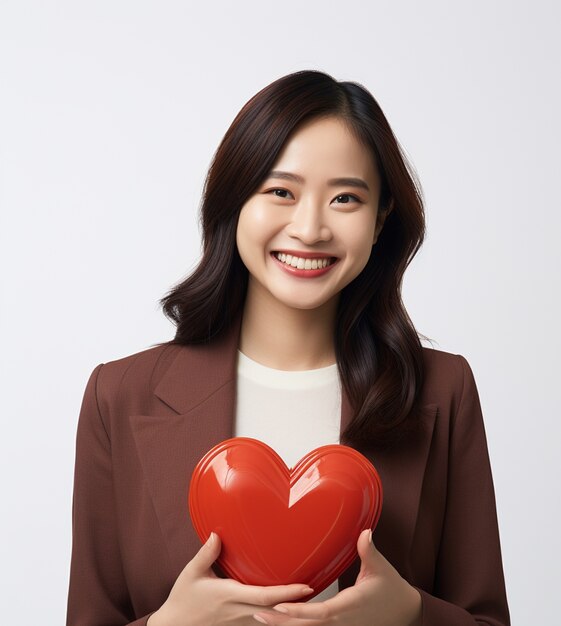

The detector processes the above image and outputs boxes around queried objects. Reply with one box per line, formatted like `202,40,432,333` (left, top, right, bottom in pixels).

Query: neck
239,282,338,371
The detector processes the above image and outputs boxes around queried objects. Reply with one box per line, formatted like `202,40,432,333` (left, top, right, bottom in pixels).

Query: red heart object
188,437,383,598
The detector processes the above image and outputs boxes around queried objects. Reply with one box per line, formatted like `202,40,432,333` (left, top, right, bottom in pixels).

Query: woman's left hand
252,529,422,626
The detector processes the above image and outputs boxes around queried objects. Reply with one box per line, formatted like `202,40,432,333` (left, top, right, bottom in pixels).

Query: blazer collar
130,315,437,584
153,315,242,417
153,314,354,434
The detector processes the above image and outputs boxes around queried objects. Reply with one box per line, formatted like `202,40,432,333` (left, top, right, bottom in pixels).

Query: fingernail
208,532,215,544
368,530,373,544
301,586,314,594
273,605,289,613
253,615,269,624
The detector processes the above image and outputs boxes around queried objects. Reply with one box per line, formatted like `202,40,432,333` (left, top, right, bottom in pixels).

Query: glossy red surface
188,437,383,598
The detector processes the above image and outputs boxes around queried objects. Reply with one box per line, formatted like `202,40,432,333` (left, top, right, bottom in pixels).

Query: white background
1,1,559,623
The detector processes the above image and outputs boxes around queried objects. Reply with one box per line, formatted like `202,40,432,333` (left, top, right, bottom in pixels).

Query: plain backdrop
1,1,559,623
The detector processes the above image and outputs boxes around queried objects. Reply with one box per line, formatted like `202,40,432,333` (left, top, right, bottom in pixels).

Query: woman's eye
334,193,360,204
269,188,293,199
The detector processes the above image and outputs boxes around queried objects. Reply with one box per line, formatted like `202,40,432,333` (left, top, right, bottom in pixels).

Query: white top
234,350,341,467
234,349,342,602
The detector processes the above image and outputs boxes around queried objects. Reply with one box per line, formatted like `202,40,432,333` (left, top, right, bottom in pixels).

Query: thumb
356,529,378,577
188,532,222,576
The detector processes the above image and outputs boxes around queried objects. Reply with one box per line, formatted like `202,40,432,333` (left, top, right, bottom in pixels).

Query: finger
253,608,323,625
253,612,319,625
253,613,298,625
253,591,353,625
270,600,332,620
357,528,383,573
230,581,314,607
357,528,373,556
187,532,221,576
268,584,353,620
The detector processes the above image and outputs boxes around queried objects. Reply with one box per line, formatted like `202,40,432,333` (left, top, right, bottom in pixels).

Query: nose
285,198,332,245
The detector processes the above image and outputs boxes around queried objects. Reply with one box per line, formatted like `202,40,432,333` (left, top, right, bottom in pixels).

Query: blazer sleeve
413,355,511,626
66,364,157,626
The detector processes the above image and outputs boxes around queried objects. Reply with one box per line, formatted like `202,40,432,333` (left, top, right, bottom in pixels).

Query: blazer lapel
338,395,438,587
129,319,242,574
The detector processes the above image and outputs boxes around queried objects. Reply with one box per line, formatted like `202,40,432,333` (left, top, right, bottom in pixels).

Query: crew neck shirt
234,349,342,602
234,349,341,467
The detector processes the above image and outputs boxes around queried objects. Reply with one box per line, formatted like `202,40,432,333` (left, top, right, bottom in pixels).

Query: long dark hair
155,69,433,450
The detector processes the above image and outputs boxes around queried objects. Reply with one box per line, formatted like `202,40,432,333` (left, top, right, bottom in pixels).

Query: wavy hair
155,69,433,450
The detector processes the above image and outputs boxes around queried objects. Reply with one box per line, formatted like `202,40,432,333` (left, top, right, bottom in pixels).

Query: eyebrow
266,170,370,192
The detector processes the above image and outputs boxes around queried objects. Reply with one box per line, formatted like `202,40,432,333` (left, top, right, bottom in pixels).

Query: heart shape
188,437,383,598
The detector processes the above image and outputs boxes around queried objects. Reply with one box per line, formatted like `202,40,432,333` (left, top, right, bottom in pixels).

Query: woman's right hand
147,532,314,626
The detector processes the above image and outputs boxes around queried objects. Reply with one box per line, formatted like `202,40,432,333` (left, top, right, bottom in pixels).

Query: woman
66,70,510,625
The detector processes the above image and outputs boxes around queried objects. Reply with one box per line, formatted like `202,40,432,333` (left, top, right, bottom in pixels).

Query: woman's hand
251,529,422,626
147,532,315,626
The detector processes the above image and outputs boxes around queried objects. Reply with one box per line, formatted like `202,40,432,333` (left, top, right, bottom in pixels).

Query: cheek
340,226,376,283
235,215,252,267
346,226,376,264
236,207,273,270
237,204,278,251
351,241,374,280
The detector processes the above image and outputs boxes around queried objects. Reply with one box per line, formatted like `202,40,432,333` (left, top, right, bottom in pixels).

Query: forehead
270,116,379,183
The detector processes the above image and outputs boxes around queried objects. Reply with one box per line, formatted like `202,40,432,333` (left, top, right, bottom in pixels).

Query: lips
272,251,338,271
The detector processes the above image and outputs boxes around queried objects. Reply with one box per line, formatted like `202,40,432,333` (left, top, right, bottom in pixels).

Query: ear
372,199,394,245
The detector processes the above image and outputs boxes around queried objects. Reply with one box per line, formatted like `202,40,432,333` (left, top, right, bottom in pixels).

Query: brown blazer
66,318,510,625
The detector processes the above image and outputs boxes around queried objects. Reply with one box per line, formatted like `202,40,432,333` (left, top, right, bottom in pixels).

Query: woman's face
236,115,386,314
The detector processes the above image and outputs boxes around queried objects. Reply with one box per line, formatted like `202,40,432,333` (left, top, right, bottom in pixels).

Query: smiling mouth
272,252,338,270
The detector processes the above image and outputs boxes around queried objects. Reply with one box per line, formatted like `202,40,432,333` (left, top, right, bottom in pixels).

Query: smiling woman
235,116,388,351
66,70,511,626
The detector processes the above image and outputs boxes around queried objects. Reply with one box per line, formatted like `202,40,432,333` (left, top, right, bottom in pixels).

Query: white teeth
273,252,334,270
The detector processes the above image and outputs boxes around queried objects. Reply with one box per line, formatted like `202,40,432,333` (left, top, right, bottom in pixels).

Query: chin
273,293,338,312
286,302,330,311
